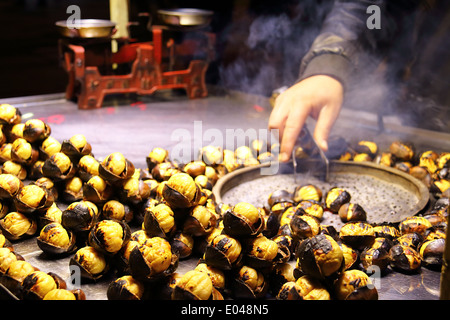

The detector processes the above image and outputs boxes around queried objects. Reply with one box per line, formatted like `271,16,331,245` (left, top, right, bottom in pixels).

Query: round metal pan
213,160,430,229
55,19,116,38
157,8,213,29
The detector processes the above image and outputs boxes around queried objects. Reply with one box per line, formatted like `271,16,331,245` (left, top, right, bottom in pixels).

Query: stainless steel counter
0,89,447,300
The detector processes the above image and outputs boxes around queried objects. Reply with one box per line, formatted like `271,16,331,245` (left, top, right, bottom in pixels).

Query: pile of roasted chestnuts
0,102,448,301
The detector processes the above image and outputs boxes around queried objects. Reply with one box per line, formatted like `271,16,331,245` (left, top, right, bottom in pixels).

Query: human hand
268,75,344,162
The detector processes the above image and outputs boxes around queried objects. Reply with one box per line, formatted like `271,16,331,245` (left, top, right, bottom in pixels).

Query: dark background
0,0,311,99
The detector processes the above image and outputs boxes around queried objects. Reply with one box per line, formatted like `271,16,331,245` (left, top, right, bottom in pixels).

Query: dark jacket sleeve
298,0,388,87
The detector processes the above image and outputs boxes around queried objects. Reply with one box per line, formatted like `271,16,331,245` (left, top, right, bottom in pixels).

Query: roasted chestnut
399,216,433,236
378,152,394,167
0,260,36,298
183,204,217,237
389,244,421,273
373,223,400,240
289,209,321,240
340,243,359,271
394,232,423,250
37,222,76,255
10,138,38,165
334,270,378,300
295,200,324,220
194,262,226,292
162,172,201,208
88,219,131,255
294,234,344,281
171,232,194,259
43,288,86,300
0,211,37,241
338,203,367,222
146,147,169,171
339,221,375,250
270,262,295,295
77,155,100,181
272,234,293,263
0,173,23,199
99,152,135,184
223,202,264,237
8,124,23,141
102,200,133,223
0,247,21,274
325,187,351,213
360,246,390,273
22,119,51,143
143,203,176,238
267,189,293,207
107,275,145,300
232,265,268,299
355,140,378,158
183,160,206,178
0,104,21,125
82,175,113,204
293,184,322,203
14,184,54,214
62,176,84,202
295,275,331,300
389,141,414,161
276,281,302,300
40,203,63,226
245,235,278,269
70,246,108,281
0,143,12,163
21,271,66,300
61,200,99,234
395,161,412,173
42,152,76,180
419,238,445,267
129,236,177,281
2,160,27,180
172,270,215,300
60,134,92,160
33,177,58,202
204,234,242,270
39,137,61,159
120,177,151,205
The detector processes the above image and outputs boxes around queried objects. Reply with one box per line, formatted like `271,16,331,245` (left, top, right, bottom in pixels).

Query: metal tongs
292,126,329,182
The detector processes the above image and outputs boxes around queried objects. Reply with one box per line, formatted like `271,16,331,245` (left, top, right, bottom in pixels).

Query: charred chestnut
194,262,226,292
0,104,21,125
334,270,378,300
289,209,321,240
70,246,108,281
143,203,176,238
21,270,66,300
395,232,423,250
162,172,201,208
389,141,414,161
119,177,151,205
129,236,177,281
171,232,194,259
37,222,76,255
43,288,86,300
360,245,390,273
399,216,433,236
146,147,169,171
373,223,400,240
0,212,37,240
88,219,131,255
2,160,27,180
232,265,268,299
295,234,344,281
0,260,36,298
355,140,378,159
102,200,133,223
0,173,23,199
107,275,145,300
14,184,54,214
183,204,217,237
245,235,279,269
99,152,135,184
11,138,38,165
419,238,445,267
22,119,51,143
389,244,421,273
293,184,322,203
77,155,100,181
61,200,99,234
340,243,359,271
267,189,293,207
276,281,302,300
83,175,113,204
339,221,375,250
338,203,367,222
204,234,242,270
325,187,351,213
270,262,295,295
39,137,61,159
60,134,92,160
172,270,215,300
223,202,264,237
42,152,76,180
296,200,324,221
